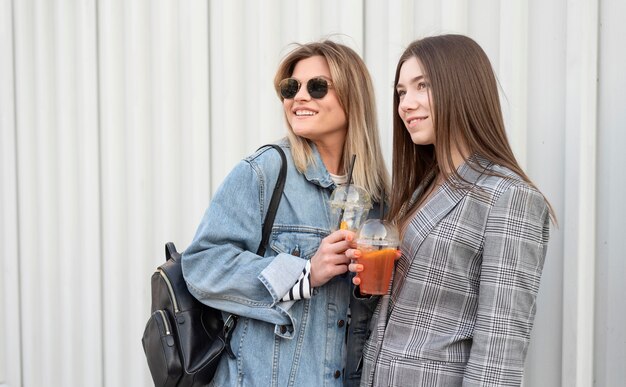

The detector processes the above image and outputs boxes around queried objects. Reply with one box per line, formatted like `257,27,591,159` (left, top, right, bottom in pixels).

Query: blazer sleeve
463,184,551,387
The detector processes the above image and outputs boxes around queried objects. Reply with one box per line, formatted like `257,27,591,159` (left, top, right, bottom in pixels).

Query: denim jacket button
334,370,341,378
337,319,345,328
280,325,287,334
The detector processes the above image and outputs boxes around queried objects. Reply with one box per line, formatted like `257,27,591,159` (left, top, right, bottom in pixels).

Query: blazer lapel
403,157,490,252
368,157,492,367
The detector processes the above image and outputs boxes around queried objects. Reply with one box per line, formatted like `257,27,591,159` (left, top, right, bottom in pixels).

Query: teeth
295,110,316,116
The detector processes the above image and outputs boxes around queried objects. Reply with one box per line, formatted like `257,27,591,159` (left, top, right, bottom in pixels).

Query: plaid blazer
360,157,551,387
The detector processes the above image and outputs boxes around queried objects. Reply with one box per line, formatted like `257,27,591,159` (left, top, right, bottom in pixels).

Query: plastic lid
357,219,400,247
329,184,372,209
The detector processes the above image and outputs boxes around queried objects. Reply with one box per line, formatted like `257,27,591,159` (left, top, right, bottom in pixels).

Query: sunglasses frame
279,77,333,100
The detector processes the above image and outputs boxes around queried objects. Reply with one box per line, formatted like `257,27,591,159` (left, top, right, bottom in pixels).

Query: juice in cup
329,184,372,232
356,219,400,295
357,247,398,295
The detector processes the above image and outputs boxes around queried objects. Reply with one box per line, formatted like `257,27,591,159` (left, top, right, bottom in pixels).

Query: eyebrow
292,75,332,81
396,75,425,89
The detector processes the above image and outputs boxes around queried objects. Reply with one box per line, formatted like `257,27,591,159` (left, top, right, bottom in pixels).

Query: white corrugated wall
1,1,624,386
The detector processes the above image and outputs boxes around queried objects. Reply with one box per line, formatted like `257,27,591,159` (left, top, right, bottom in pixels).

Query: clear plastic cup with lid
329,184,372,232
355,219,400,295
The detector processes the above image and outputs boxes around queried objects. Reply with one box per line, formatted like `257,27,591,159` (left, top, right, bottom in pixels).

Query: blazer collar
403,155,491,249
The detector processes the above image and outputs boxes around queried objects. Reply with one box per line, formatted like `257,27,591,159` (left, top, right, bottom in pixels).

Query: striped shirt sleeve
280,260,313,301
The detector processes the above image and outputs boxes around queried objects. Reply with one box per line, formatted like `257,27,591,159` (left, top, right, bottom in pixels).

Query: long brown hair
388,34,556,225
274,40,389,203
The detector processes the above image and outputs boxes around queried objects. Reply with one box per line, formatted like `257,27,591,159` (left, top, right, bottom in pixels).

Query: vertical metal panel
74,1,103,385
441,0,468,33
562,0,599,386
254,0,285,148
3,1,626,386
99,2,207,385
330,0,364,44
595,0,626,385
151,0,182,264
53,1,103,385
98,0,133,384
208,0,247,189
0,0,21,384
467,0,501,69
11,0,102,386
363,0,394,170
498,0,529,166
172,0,211,256
523,1,567,386
13,0,59,385
413,0,440,36
241,0,279,152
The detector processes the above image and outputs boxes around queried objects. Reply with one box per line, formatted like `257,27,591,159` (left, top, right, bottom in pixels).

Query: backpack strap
256,144,287,256
165,242,180,262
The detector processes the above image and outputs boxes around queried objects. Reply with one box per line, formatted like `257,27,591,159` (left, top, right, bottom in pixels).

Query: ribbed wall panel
1,1,624,386
596,1,626,385
0,0,21,385
177,1,210,249
523,1,567,386
99,0,132,384
563,0,599,386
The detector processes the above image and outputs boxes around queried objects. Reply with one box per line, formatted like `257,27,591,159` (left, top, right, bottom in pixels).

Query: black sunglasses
279,77,333,99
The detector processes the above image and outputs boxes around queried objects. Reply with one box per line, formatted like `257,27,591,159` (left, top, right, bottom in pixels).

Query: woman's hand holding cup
309,229,357,288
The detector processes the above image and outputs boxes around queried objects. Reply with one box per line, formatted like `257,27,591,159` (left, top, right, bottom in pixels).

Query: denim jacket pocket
270,227,324,259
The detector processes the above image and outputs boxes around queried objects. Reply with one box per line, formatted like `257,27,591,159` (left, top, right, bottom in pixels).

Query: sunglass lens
280,78,300,99
307,78,329,99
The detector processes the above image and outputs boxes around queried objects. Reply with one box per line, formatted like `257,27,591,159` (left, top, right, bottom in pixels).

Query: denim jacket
182,140,378,387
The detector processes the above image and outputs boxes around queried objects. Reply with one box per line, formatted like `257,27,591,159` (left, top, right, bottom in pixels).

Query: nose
399,92,417,113
294,83,311,101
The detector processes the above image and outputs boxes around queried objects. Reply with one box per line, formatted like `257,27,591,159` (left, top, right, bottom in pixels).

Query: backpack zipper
157,310,171,335
157,269,180,314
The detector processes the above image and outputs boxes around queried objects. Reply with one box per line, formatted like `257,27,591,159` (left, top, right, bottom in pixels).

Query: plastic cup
329,184,372,232
356,219,400,295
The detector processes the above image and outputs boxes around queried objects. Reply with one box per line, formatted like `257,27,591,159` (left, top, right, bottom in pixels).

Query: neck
314,140,344,175
441,143,470,174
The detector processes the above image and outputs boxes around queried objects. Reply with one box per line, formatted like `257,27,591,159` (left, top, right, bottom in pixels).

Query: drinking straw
379,187,385,220
377,187,385,249
336,154,357,230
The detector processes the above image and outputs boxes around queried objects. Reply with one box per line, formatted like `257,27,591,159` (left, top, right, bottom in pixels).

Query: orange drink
356,247,398,295
355,218,400,295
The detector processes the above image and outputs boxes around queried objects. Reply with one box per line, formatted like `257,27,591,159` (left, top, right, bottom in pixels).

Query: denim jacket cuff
258,253,307,304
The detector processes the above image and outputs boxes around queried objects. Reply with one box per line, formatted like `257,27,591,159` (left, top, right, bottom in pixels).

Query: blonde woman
183,40,389,386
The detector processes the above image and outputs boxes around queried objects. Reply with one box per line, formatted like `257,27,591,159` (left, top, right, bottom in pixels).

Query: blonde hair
274,40,390,202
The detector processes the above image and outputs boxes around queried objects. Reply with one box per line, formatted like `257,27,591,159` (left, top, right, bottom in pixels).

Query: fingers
310,255,349,287
352,276,361,286
347,262,363,273
308,230,362,288
317,234,356,259
345,248,361,260
325,229,357,245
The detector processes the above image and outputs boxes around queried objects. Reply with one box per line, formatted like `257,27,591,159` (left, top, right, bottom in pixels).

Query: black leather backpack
142,144,286,386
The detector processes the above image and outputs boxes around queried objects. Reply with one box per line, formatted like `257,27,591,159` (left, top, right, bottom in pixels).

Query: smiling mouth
295,110,317,116
408,117,427,125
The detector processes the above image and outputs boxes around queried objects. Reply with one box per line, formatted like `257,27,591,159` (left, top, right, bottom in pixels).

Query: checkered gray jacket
360,157,551,387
